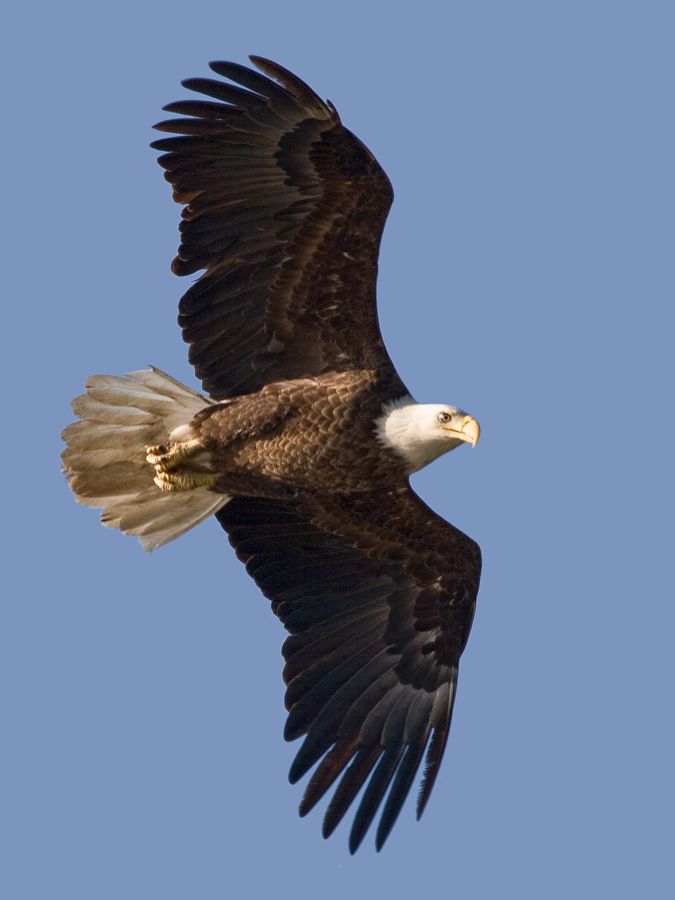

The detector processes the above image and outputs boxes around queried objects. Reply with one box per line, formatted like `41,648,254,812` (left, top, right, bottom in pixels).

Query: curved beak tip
461,416,481,448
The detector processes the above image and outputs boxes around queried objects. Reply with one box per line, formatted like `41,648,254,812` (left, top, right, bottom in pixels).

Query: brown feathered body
190,370,406,497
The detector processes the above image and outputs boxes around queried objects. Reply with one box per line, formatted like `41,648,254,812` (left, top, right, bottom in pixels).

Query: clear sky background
3,1,673,897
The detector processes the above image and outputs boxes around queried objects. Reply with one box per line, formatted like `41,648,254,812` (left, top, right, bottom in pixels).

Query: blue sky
3,1,673,897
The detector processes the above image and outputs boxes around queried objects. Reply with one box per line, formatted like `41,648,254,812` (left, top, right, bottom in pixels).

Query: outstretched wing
217,488,481,852
153,57,403,401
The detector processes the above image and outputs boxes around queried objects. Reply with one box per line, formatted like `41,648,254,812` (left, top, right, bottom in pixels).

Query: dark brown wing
217,488,481,852
153,57,403,401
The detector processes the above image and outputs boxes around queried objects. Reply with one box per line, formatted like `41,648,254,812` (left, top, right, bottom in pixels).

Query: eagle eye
438,411,452,424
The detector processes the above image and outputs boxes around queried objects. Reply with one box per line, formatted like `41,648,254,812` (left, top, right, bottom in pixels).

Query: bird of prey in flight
62,56,482,852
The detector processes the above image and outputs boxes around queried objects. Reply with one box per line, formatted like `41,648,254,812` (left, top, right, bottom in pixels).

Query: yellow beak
447,415,481,447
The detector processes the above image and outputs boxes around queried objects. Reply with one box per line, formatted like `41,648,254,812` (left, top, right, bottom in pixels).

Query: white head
376,397,481,474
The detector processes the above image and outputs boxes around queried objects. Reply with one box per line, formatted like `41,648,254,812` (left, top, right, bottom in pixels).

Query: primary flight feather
62,56,482,853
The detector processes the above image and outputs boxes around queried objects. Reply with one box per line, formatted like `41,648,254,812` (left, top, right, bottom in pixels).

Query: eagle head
376,398,480,474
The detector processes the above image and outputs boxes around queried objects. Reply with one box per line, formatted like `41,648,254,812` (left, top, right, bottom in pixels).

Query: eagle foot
153,470,215,492
146,439,203,470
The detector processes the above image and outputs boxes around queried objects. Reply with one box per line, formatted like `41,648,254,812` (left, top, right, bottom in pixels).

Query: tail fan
62,367,229,551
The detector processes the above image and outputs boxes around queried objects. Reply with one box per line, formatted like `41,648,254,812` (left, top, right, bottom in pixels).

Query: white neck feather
375,396,459,473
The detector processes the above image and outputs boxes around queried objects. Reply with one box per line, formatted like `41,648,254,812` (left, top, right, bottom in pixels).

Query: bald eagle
62,57,482,853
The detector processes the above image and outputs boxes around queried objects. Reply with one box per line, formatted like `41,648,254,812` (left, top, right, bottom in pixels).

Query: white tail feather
62,367,229,551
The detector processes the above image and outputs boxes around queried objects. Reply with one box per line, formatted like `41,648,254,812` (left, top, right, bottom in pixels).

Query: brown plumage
61,56,483,853
153,56,403,401
219,490,479,853
194,372,408,498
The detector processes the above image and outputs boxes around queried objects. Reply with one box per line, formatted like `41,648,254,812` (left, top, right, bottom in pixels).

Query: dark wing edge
216,488,481,852
153,57,401,401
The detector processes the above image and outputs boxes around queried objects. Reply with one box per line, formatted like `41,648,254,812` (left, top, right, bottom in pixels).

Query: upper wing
153,57,402,401
217,488,481,852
